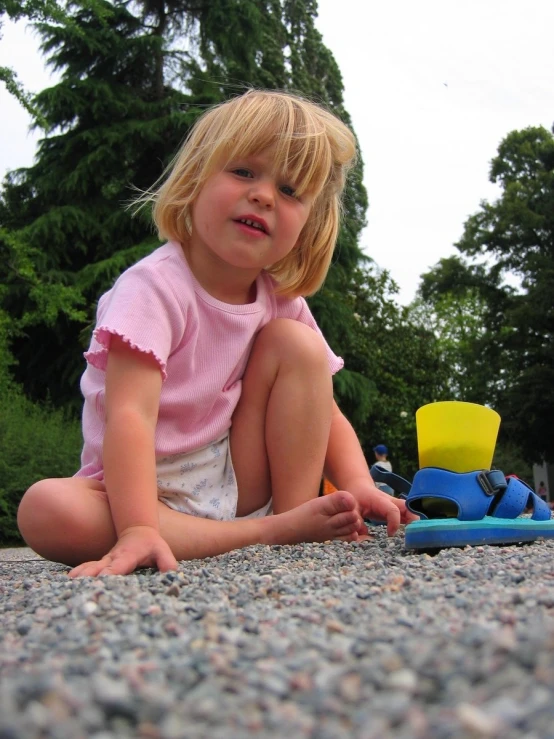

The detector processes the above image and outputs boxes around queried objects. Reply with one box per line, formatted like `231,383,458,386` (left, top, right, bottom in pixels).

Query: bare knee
17,478,112,565
18,480,69,555
18,480,59,538
252,319,329,373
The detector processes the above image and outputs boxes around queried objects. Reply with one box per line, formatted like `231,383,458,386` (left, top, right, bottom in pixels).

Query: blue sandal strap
406,468,552,522
407,468,496,520
494,477,551,521
529,492,551,521
370,464,412,496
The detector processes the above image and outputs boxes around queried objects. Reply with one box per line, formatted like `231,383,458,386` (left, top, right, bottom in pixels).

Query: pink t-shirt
77,242,343,479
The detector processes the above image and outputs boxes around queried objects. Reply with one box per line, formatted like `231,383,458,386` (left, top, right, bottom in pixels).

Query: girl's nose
248,181,275,209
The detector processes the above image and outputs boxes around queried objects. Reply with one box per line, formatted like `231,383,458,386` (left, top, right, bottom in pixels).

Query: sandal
403,468,554,549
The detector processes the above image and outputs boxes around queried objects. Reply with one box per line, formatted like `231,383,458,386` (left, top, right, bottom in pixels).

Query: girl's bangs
211,97,333,197
275,131,332,197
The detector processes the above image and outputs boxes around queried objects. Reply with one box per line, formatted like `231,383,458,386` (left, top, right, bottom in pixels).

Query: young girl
18,90,416,577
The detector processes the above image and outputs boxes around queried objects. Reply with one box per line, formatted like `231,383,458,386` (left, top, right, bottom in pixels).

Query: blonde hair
145,90,357,297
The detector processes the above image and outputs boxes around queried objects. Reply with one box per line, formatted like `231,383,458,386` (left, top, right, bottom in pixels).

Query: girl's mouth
235,217,269,235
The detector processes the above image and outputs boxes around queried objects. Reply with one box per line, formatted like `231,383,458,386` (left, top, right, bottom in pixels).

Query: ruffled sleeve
84,264,186,381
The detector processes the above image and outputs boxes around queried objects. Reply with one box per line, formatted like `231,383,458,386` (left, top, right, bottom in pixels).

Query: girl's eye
280,185,297,198
232,168,253,178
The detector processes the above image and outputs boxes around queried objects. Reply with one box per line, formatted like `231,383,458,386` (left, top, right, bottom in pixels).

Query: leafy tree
418,126,554,463
415,255,515,404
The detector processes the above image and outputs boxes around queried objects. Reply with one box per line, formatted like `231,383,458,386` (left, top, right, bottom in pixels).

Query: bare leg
231,319,333,516
17,478,363,568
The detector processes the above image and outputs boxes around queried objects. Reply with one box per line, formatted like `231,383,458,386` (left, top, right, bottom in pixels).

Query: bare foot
262,491,363,545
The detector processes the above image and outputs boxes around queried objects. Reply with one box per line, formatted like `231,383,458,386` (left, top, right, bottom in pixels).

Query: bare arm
69,336,177,577
324,400,417,535
324,401,373,491
103,337,163,535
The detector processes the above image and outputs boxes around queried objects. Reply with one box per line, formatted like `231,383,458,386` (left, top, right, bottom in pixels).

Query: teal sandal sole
405,516,554,549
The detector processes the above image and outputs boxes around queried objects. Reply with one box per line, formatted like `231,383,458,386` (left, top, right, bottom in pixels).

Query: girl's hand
68,525,178,578
349,480,419,537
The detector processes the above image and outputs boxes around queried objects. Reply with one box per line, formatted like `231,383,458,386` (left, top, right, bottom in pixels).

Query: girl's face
188,149,314,277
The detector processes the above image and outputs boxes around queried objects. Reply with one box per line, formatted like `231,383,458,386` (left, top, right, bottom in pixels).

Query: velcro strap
477,469,507,496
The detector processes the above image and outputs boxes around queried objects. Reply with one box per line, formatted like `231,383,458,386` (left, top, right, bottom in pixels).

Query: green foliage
414,260,510,404
0,226,82,545
0,386,82,545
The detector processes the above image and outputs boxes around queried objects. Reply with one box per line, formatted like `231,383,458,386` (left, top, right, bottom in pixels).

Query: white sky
1,0,553,304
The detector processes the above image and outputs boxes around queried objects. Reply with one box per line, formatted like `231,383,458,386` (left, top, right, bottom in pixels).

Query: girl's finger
386,505,401,537
98,551,139,576
156,551,178,572
69,560,106,578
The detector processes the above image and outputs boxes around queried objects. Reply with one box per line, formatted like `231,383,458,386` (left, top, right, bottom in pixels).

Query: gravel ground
1,531,554,739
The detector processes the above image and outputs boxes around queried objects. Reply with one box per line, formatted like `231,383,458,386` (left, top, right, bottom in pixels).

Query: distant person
373,444,394,495
17,90,417,578
373,444,392,473
537,481,548,501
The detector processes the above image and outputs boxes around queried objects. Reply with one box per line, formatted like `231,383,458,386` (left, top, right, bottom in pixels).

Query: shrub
0,388,82,546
